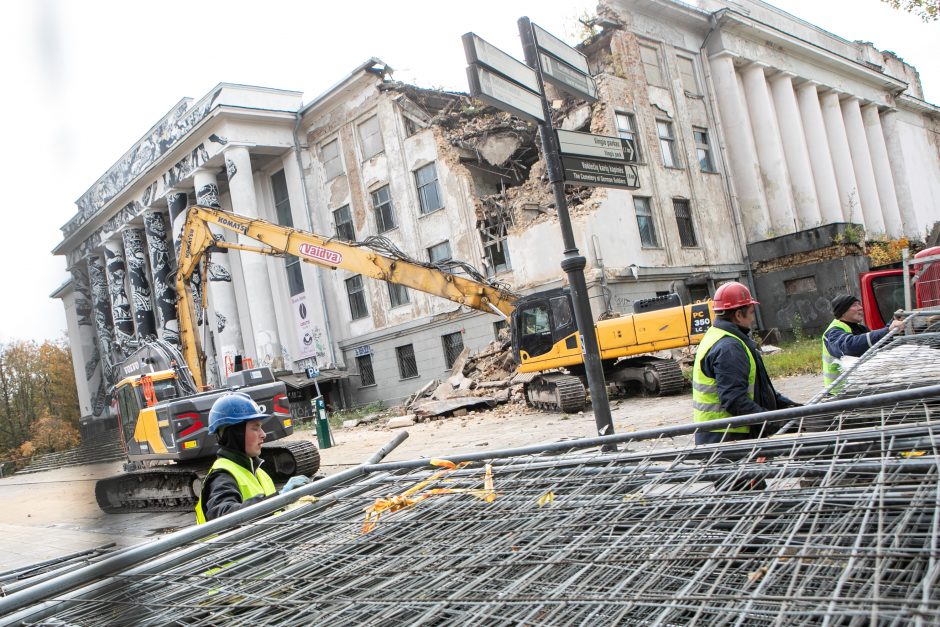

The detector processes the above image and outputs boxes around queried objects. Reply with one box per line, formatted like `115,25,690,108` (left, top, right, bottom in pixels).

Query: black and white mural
167,191,204,327
103,240,135,355
71,266,103,418
122,228,157,341
87,255,117,415
143,211,179,345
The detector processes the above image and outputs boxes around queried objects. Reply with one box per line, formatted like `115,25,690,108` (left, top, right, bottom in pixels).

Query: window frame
427,241,453,267
615,111,642,162
321,138,344,181
633,196,660,248
358,115,384,161
370,185,397,233
693,127,716,173
415,162,443,215
639,44,664,86
333,204,356,242
395,344,420,380
387,282,410,308
356,353,376,387
345,275,369,320
441,331,465,370
676,56,700,95
673,198,699,248
656,119,680,169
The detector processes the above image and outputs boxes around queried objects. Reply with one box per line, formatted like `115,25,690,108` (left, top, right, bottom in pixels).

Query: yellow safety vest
821,319,852,391
195,457,276,524
692,326,755,434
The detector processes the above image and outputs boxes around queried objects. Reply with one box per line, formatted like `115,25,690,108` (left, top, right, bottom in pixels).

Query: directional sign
561,156,640,189
466,64,545,123
539,52,597,102
556,129,638,163
463,33,540,94
532,23,590,75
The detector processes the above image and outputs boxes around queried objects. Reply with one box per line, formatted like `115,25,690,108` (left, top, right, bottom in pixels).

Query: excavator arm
176,205,519,388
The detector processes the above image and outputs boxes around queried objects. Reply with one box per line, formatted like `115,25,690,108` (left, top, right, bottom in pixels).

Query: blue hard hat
208,392,269,434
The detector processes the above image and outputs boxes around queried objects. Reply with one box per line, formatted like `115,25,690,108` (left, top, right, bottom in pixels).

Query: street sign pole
518,17,616,448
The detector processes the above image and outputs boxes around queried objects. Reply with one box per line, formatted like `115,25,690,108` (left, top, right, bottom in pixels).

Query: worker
822,294,905,390
195,392,309,524
692,281,799,445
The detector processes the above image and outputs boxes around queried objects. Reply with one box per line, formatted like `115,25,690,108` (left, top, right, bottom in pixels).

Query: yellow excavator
177,205,714,414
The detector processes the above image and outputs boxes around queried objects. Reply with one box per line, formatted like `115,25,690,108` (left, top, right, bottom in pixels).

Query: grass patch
762,337,820,378
327,402,386,429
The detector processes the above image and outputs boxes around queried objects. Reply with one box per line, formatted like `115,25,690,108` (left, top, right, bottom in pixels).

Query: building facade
53,1,939,427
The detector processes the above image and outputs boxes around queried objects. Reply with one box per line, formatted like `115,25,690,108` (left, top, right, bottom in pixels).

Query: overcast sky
0,0,936,344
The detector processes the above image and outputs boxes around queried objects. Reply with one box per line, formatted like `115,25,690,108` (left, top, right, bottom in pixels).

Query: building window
357,354,375,387
271,170,304,296
403,115,421,137
639,45,664,86
321,139,343,181
677,56,699,94
484,238,511,276
358,115,384,161
493,320,509,340
633,197,660,248
396,344,419,379
371,185,396,233
333,205,355,242
657,120,679,168
693,127,715,173
388,282,409,308
673,199,698,247
615,112,641,161
345,275,368,320
442,331,465,370
415,162,443,214
428,241,452,270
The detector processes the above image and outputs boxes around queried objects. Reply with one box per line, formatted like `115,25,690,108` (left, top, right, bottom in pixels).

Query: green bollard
314,397,333,449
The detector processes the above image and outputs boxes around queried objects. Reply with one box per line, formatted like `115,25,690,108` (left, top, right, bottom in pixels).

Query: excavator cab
511,288,579,368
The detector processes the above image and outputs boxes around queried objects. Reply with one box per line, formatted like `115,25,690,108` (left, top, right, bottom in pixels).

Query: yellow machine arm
175,205,519,388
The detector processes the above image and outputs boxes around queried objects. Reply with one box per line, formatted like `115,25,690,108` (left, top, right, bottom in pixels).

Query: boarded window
415,162,442,214
657,120,679,168
272,170,304,296
693,127,715,173
633,197,659,248
322,139,343,180
442,331,465,370
388,282,409,308
345,275,368,320
673,199,698,247
371,185,396,233
396,344,419,379
677,56,699,94
356,354,375,387
333,205,355,242
639,45,664,86
358,115,384,160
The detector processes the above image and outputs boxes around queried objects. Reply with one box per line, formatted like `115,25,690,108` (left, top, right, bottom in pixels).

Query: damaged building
52,0,940,423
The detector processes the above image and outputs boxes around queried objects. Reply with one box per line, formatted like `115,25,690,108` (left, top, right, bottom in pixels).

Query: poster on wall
291,293,319,360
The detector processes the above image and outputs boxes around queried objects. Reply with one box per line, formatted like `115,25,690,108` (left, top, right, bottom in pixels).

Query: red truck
861,246,940,328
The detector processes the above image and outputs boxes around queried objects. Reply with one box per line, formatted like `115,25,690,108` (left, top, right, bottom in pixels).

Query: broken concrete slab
411,396,499,419
342,419,360,429
387,415,416,429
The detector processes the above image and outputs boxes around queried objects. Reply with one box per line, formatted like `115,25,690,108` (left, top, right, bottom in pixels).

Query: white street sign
532,23,590,75
539,53,597,102
556,129,638,162
467,65,545,123
463,33,540,94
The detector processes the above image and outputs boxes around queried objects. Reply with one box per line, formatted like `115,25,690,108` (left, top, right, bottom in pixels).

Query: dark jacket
199,446,270,522
700,318,796,417
823,320,890,359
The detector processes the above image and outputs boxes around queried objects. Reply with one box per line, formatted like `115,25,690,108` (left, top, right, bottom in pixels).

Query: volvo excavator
172,205,715,416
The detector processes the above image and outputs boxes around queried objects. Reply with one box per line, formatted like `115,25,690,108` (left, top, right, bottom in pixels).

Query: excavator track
642,359,685,396
524,374,586,414
95,466,201,514
259,440,321,480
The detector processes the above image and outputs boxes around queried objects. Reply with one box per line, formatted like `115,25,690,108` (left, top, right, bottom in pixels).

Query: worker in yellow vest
195,392,309,524
822,294,904,391
692,282,799,445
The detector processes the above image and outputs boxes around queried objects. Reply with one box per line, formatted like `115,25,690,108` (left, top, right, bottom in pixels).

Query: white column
741,63,797,236
880,110,918,236
142,210,179,345
841,97,885,234
861,105,903,238
819,91,863,225
708,54,770,242
769,73,821,230
193,167,245,384
224,144,284,369
796,82,842,224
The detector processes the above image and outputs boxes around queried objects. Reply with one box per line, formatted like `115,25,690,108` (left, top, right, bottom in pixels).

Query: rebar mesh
17,411,940,625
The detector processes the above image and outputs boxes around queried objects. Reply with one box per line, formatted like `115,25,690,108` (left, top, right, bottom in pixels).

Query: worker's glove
279,475,310,495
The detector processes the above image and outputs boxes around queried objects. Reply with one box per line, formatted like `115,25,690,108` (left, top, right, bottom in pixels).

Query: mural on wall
65,88,224,237
71,266,103,417
103,241,135,355
122,228,157,341
143,210,180,345
167,191,204,328
87,255,117,415
163,144,211,191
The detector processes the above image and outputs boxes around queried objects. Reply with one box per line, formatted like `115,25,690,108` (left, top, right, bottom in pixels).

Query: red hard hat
712,281,759,312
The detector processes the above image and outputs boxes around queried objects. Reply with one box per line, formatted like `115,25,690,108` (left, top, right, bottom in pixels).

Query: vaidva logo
299,243,342,265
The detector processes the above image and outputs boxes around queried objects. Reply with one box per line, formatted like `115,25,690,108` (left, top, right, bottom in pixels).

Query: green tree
882,0,940,21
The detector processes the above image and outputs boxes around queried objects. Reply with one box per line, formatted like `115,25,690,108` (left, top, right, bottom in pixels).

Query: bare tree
882,0,940,21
